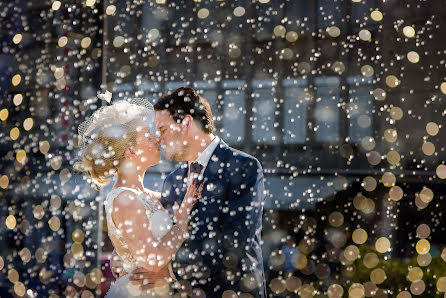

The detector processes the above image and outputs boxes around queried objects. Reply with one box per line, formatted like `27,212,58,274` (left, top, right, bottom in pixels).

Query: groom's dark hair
154,86,215,134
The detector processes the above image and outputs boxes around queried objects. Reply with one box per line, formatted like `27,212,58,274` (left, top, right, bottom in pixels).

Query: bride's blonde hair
76,98,155,186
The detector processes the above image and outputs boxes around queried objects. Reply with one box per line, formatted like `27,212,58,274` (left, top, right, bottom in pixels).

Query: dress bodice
104,187,173,273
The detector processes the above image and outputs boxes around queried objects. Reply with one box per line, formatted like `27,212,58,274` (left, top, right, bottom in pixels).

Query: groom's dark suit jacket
160,139,267,297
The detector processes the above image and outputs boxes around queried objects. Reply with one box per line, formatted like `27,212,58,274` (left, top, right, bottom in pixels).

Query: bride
77,98,202,297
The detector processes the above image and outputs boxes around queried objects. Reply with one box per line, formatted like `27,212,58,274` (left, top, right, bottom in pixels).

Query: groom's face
155,110,188,161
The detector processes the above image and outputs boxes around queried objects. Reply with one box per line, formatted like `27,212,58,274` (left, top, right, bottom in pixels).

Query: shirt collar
189,135,220,170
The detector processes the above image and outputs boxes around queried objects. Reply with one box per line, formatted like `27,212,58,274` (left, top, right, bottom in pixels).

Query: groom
115,87,267,296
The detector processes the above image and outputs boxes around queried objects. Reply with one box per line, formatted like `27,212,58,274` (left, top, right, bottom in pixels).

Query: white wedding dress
104,187,173,297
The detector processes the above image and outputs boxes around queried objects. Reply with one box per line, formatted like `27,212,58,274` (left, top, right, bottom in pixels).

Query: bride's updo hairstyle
76,98,156,186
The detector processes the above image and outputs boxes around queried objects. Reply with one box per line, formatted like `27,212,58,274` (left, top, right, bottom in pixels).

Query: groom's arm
215,156,266,291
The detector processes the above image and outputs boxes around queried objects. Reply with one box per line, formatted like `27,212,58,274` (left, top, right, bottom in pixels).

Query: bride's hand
174,181,204,228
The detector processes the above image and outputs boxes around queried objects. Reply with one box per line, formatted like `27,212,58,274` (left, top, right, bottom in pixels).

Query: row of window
113,76,373,145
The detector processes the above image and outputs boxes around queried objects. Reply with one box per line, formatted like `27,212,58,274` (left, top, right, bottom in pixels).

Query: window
347,76,373,143
283,78,308,144
221,80,245,144
314,77,340,143
252,79,277,144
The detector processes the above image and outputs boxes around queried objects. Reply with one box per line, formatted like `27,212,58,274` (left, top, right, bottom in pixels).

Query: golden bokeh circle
359,29,371,41
419,187,434,203
19,248,31,263
327,26,341,38
328,211,344,227
417,253,432,267
197,8,210,19
382,172,396,187
389,106,403,120
0,175,9,189
370,268,386,284
372,88,386,101
233,6,246,17
416,239,430,255
0,108,8,121
344,245,360,261
39,141,50,154
426,122,439,136
273,25,286,37
348,283,365,298
106,5,116,15
23,118,34,131
16,149,27,164
410,280,425,295
437,277,446,292
81,37,92,48
366,151,381,166
10,127,20,141
352,228,368,244
361,65,374,77
416,224,430,239
408,266,423,282
396,291,412,298
370,10,383,22
13,94,23,105
361,136,376,151
327,283,344,297
58,36,68,47
407,51,420,63
33,205,44,220
14,282,26,296
385,75,400,88
389,186,404,201
363,252,379,269
8,268,19,283
285,276,301,292
362,176,377,192
269,278,286,295
384,128,398,143
436,165,446,179
422,142,435,156
6,214,17,230
72,229,85,243
403,26,416,38
52,1,61,10
375,237,391,253
286,31,298,42
441,82,446,95
12,74,21,86
386,150,401,165
49,216,61,231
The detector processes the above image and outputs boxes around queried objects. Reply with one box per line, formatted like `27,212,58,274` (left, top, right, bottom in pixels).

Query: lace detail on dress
104,187,172,273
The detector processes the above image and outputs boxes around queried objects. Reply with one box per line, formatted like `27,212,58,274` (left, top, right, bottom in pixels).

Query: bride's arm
111,185,198,272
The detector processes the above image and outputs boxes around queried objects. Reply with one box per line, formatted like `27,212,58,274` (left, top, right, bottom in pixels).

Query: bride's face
132,126,161,168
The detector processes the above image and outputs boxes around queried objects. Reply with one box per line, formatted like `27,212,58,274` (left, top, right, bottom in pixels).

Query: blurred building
0,0,445,296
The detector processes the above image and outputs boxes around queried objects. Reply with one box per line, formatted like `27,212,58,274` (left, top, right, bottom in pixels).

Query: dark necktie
189,162,203,184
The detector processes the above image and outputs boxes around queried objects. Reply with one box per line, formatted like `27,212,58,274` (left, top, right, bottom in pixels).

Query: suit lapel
200,140,228,198
189,140,228,224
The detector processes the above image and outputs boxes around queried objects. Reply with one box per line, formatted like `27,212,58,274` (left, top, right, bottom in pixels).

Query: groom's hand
129,267,172,290
110,250,124,279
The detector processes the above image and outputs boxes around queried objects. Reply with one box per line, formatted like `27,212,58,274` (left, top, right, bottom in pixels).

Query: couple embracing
78,87,267,297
